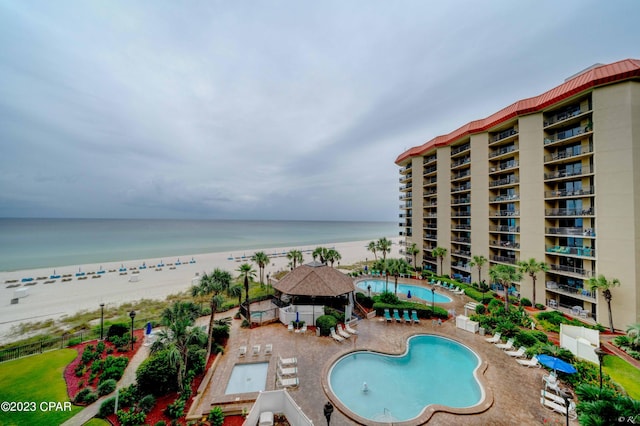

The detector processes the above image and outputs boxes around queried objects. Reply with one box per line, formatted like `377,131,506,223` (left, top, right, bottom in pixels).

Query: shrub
98,378,117,396
378,291,399,305
324,306,345,323
107,323,129,338
487,299,502,312
96,341,106,353
74,388,98,404
534,303,545,310
211,324,230,341
117,408,146,426
74,363,86,377
614,335,631,348
67,337,82,347
154,422,167,426
355,292,374,309
138,394,156,413
209,406,225,426
187,347,207,375
100,355,129,383
118,384,139,407
91,359,104,374
165,397,186,419
520,298,532,307
514,330,548,347
316,315,337,336
137,350,179,396
81,345,97,364
475,305,486,315
97,397,116,418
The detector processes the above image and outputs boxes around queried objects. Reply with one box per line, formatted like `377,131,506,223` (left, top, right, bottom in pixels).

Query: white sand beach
0,238,400,343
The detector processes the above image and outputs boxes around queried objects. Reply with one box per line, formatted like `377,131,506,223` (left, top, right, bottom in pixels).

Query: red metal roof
395,58,640,164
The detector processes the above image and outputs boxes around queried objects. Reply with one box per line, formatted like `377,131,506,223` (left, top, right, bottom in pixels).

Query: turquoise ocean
0,219,396,272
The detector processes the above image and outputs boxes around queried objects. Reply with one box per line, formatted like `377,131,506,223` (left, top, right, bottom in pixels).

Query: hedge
372,302,448,319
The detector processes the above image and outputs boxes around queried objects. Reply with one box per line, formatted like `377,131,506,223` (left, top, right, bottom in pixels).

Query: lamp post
100,303,105,340
559,390,572,426
594,346,606,393
323,401,333,426
267,273,271,294
129,310,136,351
431,288,435,314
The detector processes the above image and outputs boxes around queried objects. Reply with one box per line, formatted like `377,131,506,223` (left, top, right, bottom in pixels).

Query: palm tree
469,255,488,285
626,323,640,349
387,258,410,296
376,237,392,262
151,301,206,392
286,249,304,269
237,263,257,324
407,243,420,271
373,259,390,291
489,264,522,311
325,248,342,267
228,283,243,306
432,247,447,276
588,274,621,332
517,258,548,307
190,273,224,359
312,247,329,264
367,241,378,261
212,268,232,294
251,251,269,285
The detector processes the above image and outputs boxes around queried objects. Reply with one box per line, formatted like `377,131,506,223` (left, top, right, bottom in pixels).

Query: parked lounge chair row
383,309,420,324
330,323,358,342
238,343,273,357
276,355,299,388
485,332,541,368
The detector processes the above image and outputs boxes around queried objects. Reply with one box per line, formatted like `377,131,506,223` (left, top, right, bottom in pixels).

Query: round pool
357,280,452,303
328,335,483,422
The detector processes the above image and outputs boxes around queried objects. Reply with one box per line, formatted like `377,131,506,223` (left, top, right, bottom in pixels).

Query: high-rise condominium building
395,58,640,329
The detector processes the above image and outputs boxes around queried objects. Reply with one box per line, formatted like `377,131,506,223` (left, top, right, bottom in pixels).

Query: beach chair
337,325,351,339
276,371,299,388
495,338,514,350
299,323,307,334
402,310,411,323
278,363,298,377
252,344,261,356
540,395,576,419
278,355,297,367
330,327,344,342
287,323,294,332
505,346,527,358
411,310,420,324
345,323,358,334
454,287,465,295
485,332,501,343
393,309,402,323
384,309,392,323
238,346,247,357
516,355,540,368
264,344,273,356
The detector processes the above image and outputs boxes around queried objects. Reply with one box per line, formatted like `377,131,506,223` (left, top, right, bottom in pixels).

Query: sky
0,1,638,222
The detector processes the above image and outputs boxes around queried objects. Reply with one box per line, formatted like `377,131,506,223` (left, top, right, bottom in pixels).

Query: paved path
61,344,150,426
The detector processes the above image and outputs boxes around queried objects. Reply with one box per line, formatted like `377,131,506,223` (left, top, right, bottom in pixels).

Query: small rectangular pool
224,362,269,395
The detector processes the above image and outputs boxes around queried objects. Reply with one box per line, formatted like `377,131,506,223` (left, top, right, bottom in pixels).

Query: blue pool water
328,335,482,422
224,362,269,395
357,280,452,303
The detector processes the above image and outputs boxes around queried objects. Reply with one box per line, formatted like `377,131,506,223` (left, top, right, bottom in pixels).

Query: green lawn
603,355,640,400
0,349,83,426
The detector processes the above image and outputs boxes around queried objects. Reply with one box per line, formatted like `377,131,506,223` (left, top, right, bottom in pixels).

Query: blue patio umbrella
145,322,152,336
296,311,299,323
407,290,412,299
537,354,577,374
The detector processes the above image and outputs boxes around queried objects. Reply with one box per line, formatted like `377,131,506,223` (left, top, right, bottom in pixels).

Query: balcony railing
489,194,519,202
549,264,594,278
544,125,590,145
492,210,519,217
544,186,594,198
490,240,520,249
424,165,437,175
401,164,412,172
452,249,471,257
399,213,412,218
451,157,471,168
424,155,437,165
546,281,595,300
453,237,471,244
546,246,595,257
451,143,470,156
424,176,438,185
424,189,437,196
490,225,520,233
451,263,471,272
424,223,438,229
489,175,518,187
544,165,592,180
452,210,471,217
490,128,518,143
399,174,412,182
543,106,585,127
491,255,516,264
544,145,593,163
452,170,471,180
452,183,471,193
452,197,470,205
399,193,412,200
489,144,518,159
452,224,471,230
489,161,519,173
546,227,595,237
545,207,594,216
400,183,412,191
424,233,437,240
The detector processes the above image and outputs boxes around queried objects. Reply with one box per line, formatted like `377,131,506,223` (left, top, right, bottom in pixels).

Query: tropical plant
407,243,420,269
251,251,269,285
376,237,392,262
237,263,257,324
575,383,640,425
626,323,640,349
286,249,304,269
431,247,447,276
372,258,390,291
387,258,410,296
367,241,378,261
489,264,522,311
312,247,329,264
228,284,243,306
588,274,621,332
469,255,488,284
191,269,228,359
325,248,342,267
517,258,548,306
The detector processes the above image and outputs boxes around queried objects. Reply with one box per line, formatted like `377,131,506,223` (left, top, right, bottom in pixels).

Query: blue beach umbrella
146,322,152,335
537,354,577,374
407,290,412,299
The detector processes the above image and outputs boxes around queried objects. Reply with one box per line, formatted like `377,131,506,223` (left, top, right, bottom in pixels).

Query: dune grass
602,355,640,400
0,349,82,426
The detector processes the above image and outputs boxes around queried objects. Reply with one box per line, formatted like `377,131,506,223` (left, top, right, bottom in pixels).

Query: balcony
424,222,438,230
401,164,413,172
546,227,595,237
452,209,470,217
399,213,412,218
489,193,519,203
399,193,412,200
545,281,595,300
424,155,437,165
544,125,591,145
399,174,412,182
489,144,518,159
490,128,518,144
451,262,471,272
546,246,595,257
489,175,519,188
545,207,594,217
452,197,470,205
424,188,437,196
424,233,437,241
491,255,516,264
452,249,471,257
544,165,593,181
452,169,471,181
400,183,412,191
489,161,519,174
490,225,520,233
452,182,471,193
453,236,471,244
424,176,438,186
424,165,437,176
452,224,471,230
543,106,588,127
490,240,520,249
548,264,594,278
399,230,412,236
492,210,519,217
451,157,471,169
451,143,470,156
544,146,593,163
544,186,594,198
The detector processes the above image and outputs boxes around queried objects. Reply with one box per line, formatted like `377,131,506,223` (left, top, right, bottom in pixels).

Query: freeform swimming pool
328,335,483,422
224,362,269,395
357,280,452,303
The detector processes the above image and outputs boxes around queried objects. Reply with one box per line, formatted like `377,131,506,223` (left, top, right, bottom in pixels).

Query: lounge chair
296,323,307,334
337,325,351,339
403,310,411,323
505,346,527,358
264,344,272,356
252,344,261,356
278,355,297,366
540,396,576,419
287,323,294,332
238,346,247,357
411,310,420,324
393,309,402,323
330,327,344,342
485,332,501,343
454,287,465,295
384,309,392,323
276,372,299,388
278,363,298,376
543,373,561,393
495,338,514,350
541,389,569,406
516,355,540,368
345,323,358,334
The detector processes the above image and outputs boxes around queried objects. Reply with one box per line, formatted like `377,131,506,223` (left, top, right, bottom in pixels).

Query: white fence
243,390,314,426
279,305,325,326
560,323,600,364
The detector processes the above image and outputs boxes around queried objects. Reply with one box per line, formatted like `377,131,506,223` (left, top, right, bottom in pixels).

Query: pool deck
194,280,578,425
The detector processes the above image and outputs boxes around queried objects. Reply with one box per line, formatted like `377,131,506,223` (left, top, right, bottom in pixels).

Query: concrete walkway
61,344,150,426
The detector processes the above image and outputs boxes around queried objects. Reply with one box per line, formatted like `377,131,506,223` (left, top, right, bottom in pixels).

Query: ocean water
0,218,396,272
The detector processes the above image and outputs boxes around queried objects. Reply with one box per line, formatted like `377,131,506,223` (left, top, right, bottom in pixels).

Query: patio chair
516,355,540,368
337,325,351,339
393,309,402,323
252,344,261,356
330,327,344,342
411,310,420,324
485,332,501,343
264,344,272,356
278,355,297,367
276,372,299,388
403,310,411,323
345,323,358,334
454,287,465,295
299,323,308,334
541,389,569,406
495,338,514,350
505,346,527,358
384,309,392,323
278,363,298,377
238,346,247,357
540,396,576,419
287,323,294,332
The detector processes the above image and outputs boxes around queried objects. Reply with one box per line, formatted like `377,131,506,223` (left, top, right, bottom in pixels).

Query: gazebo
273,261,356,327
